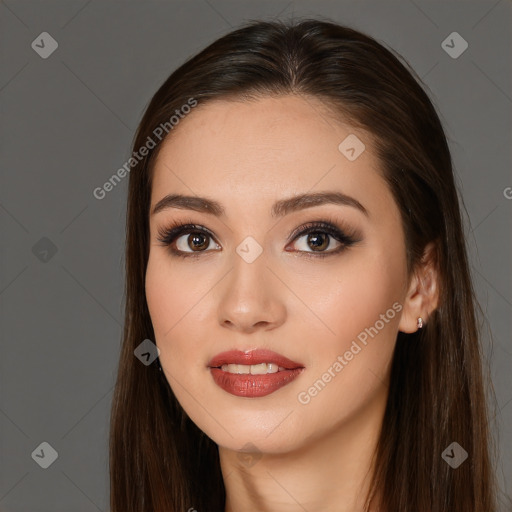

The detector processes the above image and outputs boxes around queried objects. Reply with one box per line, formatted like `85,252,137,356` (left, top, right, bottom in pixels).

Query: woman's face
145,94,411,453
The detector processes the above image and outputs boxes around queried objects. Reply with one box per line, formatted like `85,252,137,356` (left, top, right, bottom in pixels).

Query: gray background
0,1,510,510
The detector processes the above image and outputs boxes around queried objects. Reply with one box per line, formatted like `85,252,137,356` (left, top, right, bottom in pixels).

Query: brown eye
305,233,330,252
185,233,210,251
287,220,360,257
292,231,341,254
156,222,221,258
174,230,219,254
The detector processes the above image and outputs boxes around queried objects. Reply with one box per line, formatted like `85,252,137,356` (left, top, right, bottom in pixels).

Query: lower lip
209,367,304,397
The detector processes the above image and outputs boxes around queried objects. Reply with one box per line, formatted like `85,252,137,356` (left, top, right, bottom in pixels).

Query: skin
145,94,439,512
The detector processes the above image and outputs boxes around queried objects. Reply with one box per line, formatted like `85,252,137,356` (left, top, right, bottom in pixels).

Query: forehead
150,95,391,219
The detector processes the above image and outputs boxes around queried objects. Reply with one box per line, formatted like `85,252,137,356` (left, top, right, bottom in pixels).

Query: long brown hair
109,18,499,511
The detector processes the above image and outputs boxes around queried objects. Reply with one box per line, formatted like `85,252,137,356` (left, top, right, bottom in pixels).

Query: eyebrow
150,191,369,218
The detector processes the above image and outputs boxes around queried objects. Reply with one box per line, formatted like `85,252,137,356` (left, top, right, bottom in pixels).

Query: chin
188,403,309,454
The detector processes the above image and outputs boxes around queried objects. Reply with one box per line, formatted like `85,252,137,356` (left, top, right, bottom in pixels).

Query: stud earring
417,317,423,329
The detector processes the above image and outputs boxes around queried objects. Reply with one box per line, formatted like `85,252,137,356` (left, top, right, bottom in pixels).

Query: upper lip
208,349,304,370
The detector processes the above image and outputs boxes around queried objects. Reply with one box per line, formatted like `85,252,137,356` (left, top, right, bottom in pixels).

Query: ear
398,241,440,333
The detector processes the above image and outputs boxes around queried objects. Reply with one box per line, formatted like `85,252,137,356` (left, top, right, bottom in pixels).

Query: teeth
220,363,284,374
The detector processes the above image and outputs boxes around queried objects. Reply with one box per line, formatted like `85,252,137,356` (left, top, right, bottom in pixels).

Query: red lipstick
208,349,304,398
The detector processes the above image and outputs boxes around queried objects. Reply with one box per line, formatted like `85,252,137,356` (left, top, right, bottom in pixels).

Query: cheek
303,249,405,354
144,254,213,367
292,258,403,424
145,253,201,332
145,256,174,334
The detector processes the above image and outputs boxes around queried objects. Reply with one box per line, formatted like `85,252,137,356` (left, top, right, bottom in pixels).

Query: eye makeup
155,215,362,259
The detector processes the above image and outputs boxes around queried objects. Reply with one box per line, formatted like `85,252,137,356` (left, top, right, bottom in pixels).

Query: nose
216,252,286,333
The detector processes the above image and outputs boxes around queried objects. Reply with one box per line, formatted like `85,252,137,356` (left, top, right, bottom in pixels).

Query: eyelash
156,217,360,259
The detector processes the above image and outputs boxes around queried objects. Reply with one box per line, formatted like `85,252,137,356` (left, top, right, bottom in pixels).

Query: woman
109,18,498,511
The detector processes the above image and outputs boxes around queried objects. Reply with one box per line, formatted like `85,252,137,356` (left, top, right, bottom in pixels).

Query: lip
208,349,305,398
208,349,304,370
